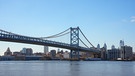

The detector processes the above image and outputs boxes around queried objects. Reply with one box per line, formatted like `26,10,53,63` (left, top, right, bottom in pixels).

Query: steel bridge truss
70,27,80,59
0,27,100,60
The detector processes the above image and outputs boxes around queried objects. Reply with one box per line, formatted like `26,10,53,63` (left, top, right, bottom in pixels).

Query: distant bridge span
0,33,98,52
0,27,99,57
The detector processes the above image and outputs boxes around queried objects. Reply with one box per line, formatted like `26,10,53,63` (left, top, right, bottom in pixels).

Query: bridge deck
0,33,99,53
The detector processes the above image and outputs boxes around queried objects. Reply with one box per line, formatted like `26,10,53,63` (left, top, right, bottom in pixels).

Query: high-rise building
100,43,107,60
103,43,107,50
107,49,120,60
44,46,48,54
20,48,33,55
97,44,100,50
120,40,124,48
111,45,115,49
120,45,133,60
101,47,107,60
4,47,12,56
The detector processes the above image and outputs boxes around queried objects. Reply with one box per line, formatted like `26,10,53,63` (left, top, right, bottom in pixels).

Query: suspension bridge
0,27,99,59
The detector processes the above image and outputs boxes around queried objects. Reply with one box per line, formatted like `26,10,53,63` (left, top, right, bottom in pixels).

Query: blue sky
0,0,135,55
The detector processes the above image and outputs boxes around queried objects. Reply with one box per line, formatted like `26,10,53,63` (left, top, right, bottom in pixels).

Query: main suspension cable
0,29,20,36
79,28,95,48
41,32,70,39
40,28,70,39
79,38,89,48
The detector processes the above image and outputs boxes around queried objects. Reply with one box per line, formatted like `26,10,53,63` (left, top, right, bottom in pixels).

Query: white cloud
121,16,135,23
131,19,135,22
130,16,135,23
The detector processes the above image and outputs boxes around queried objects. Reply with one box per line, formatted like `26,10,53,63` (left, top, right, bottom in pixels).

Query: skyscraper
97,44,100,50
103,43,107,50
100,43,107,60
120,40,124,48
120,45,133,60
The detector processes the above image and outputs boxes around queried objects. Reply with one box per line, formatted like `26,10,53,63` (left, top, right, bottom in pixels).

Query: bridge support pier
70,27,80,60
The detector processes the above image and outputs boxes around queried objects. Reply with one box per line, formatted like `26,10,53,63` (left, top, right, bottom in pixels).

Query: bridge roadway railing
0,33,99,53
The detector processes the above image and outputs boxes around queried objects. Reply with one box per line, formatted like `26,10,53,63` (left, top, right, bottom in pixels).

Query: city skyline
0,0,135,55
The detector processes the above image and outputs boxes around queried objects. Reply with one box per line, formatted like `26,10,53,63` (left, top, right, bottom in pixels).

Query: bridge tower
70,27,80,59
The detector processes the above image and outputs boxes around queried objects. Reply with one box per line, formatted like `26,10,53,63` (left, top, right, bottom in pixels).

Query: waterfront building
14,56,25,60
20,48,33,55
120,45,133,60
13,52,21,56
57,50,64,54
4,47,12,56
62,51,70,59
101,47,107,60
50,50,56,58
79,51,86,57
107,49,120,60
100,43,108,60
0,56,15,60
25,56,42,60
34,52,44,56
44,46,49,54
132,52,135,60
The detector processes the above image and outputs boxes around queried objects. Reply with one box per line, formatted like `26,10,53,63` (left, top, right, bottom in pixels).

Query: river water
0,61,135,76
